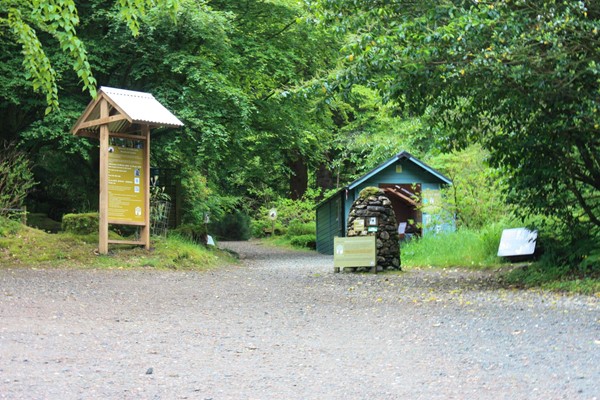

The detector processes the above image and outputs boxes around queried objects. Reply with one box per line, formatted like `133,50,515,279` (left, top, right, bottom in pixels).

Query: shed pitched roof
348,151,452,189
72,86,183,136
317,151,451,207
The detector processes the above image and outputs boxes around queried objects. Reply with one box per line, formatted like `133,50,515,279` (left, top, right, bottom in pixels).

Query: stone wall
347,188,400,270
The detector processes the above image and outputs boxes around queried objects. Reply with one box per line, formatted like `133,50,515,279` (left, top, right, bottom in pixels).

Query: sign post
269,208,277,236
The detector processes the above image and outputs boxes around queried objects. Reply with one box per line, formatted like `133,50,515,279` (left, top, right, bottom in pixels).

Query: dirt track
1,240,598,399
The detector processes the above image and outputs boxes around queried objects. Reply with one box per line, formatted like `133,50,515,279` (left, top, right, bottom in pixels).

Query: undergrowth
401,226,503,268
0,218,232,270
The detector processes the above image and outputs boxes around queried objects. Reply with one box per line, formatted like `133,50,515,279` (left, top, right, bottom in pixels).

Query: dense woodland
0,0,598,273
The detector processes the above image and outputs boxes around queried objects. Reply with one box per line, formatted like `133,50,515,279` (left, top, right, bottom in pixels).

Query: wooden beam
141,124,151,250
77,130,99,140
98,99,109,255
385,188,418,206
395,185,416,198
108,239,146,245
108,132,147,141
108,220,146,226
76,114,128,130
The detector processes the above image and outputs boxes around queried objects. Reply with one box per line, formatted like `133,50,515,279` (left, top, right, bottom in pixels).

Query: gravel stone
0,240,598,399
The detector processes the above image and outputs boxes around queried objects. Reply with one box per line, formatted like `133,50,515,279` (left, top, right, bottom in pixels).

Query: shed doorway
380,184,422,237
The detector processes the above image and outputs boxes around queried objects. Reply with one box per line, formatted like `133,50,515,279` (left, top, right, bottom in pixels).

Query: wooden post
141,124,151,249
98,99,109,254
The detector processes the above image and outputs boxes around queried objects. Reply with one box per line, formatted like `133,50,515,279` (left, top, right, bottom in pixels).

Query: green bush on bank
0,216,22,237
171,224,208,244
286,220,316,238
289,234,316,249
62,213,98,235
210,210,251,241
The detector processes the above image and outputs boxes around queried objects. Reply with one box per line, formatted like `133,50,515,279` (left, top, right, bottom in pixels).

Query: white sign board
498,228,538,257
268,208,277,220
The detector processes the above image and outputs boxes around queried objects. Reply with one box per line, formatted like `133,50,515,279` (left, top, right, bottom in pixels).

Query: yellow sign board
334,236,376,269
108,146,145,224
353,219,365,232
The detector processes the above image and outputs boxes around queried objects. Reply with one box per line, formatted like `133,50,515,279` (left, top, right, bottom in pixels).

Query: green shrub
0,142,36,215
289,234,317,249
171,224,208,244
211,210,251,241
0,216,21,237
251,197,316,238
62,213,99,235
286,219,316,238
27,213,62,233
251,219,286,238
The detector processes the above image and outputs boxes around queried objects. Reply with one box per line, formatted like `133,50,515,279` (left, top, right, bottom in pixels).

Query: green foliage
286,220,316,238
0,142,36,215
61,212,98,235
260,197,316,226
503,261,600,295
170,224,208,244
151,234,221,270
310,0,600,269
0,216,22,237
26,213,62,233
326,86,433,183
210,210,251,241
250,219,285,238
358,187,381,199
0,0,181,111
289,234,317,250
0,222,227,270
426,145,512,229
402,227,504,268
251,196,316,239
179,168,238,226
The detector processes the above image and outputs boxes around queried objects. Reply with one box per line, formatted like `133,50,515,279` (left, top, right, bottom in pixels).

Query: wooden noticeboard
334,236,376,272
72,87,183,254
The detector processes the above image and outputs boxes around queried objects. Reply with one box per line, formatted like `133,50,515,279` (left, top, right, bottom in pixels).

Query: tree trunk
288,154,308,200
316,161,334,198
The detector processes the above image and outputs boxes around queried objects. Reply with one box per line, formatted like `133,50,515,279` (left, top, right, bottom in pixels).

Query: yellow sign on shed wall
108,146,145,224
334,236,376,268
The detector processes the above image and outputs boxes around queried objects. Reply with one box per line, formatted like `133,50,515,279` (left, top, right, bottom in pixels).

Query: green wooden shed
316,151,453,255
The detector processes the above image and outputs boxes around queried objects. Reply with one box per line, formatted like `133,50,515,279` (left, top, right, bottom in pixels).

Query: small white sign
269,208,277,220
206,235,215,246
498,228,537,257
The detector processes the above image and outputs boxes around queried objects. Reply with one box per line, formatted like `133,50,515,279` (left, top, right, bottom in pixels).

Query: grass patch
261,235,314,251
26,213,62,233
0,218,234,270
401,227,503,268
502,263,600,295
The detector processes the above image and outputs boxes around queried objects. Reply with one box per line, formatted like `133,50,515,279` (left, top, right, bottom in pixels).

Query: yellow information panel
334,236,376,269
108,146,144,224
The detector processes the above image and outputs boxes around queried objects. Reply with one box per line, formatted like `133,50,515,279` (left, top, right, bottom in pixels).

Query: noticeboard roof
72,86,184,136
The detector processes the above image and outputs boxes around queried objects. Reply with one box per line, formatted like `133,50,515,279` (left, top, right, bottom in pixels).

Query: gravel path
1,240,598,399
